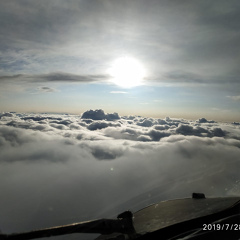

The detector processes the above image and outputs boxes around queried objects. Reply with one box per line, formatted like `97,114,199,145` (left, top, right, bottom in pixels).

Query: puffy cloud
212,127,225,137
49,123,68,130
81,109,107,120
158,119,168,125
176,124,209,137
53,120,73,126
136,119,153,127
87,121,121,131
197,118,215,123
106,113,121,121
154,125,170,130
0,112,14,118
81,109,120,121
23,116,62,121
79,141,126,160
136,135,152,142
0,111,240,240
147,129,171,141
176,124,227,138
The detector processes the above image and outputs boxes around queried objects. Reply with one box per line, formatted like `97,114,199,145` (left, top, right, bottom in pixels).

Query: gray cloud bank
0,109,240,239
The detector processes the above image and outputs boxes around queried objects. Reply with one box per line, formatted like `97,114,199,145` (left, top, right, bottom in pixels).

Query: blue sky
0,0,240,121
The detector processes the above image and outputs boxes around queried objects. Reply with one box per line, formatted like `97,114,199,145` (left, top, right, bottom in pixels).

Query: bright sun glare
108,56,146,88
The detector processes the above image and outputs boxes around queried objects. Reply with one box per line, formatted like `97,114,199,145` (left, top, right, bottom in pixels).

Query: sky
0,0,239,121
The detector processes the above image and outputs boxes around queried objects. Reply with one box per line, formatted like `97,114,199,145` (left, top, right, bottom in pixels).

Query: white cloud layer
0,109,240,239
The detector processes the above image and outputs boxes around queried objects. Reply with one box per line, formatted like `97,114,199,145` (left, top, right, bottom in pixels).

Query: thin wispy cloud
227,95,240,101
37,86,57,93
110,91,128,94
0,73,109,83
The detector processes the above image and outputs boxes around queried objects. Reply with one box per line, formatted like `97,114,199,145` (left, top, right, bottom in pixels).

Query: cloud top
0,110,240,239
81,109,120,121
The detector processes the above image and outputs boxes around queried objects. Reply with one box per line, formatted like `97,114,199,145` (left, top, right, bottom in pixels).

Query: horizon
0,109,238,123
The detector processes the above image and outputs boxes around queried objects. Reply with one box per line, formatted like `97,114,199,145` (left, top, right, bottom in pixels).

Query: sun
108,56,146,88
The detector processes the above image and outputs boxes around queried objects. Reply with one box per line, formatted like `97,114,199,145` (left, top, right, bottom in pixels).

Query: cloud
147,129,171,141
227,95,240,101
1,112,240,240
81,109,106,120
197,118,215,123
176,124,227,138
1,111,237,142
211,128,226,137
176,124,208,137
39,73,108,83
163,71,205,84
81,109,120,121
0,73,109,84
110,91,128,94
0,112,14,118
79,141,126,160
37,86,57,93
136,119,154,127
0,0,239,94
87,121,121,131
